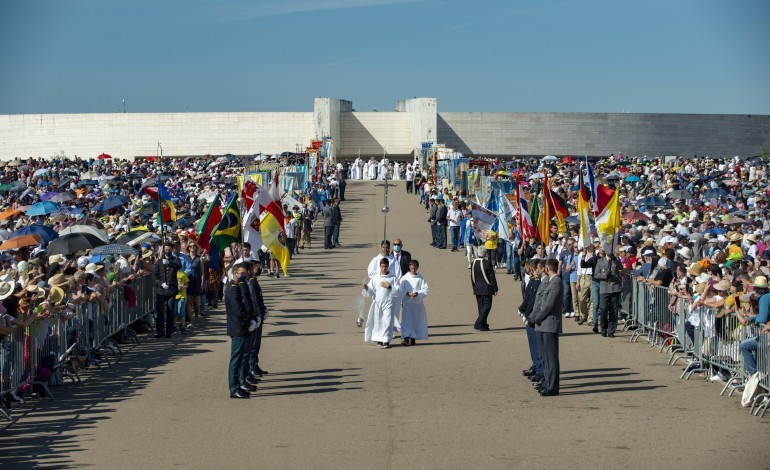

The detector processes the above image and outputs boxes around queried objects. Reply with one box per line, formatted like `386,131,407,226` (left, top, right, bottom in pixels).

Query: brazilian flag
210,193,241,253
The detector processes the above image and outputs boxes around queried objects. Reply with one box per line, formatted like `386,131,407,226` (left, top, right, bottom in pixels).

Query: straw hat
48,273,71,288
694,282,708,295
677,247,693,260
26,284,45,296
687,263,703,277
729,233,743,242
695,273,711,284
85,263,97,274
746,234,758,243
713,280,731,292
48,254,67,265
662,224,675,232
0,280,15,300
48,286,65,306
753,276,769,289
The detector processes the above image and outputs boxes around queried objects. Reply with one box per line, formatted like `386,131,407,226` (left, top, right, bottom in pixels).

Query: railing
625,278,770,418
0,275,156,420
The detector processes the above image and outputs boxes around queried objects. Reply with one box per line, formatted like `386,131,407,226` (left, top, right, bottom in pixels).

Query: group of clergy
360,238,429,348
349,157,391,181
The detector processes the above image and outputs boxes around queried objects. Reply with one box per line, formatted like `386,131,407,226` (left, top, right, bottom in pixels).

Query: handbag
741,372,762,407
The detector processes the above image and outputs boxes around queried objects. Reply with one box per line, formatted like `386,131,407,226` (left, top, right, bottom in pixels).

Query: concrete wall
438,112,770,157
314,97,352,160
338,112,412,157
397,98,437,152
0,112,314,160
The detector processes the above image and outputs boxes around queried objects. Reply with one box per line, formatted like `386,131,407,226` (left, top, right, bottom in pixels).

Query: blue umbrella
637,196,672,208
703,228,727,236
92,195,130,213
26,201,61,216
703,188,728,199
625,175,641,183
10,224,59,244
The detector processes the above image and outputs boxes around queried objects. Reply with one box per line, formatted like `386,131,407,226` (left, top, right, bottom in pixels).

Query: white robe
357,159,364,180
363,274,401,343
367,253,396,278
367,161,378,180
378,159,388,180
399,273,429,340
393,162,401,180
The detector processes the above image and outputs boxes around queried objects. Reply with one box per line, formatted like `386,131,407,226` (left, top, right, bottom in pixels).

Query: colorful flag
497,190,516,241
543,173,568,235
268,169,285,231
210,193,241,253
585,160,598,212
576,168,591,249
157,181,176,224
529,189,541,241
242,198,262,250
535,177,552,246
596,187,621,254
242,179,258,211
516,180,535,239
195,193,221,251
260,199,290,275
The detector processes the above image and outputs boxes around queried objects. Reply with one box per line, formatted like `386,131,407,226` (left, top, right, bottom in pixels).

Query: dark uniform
153,253,182,337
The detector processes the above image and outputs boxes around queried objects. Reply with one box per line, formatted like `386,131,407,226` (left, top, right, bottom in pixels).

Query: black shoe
608,333,615,338
539,389,559,397
577,318,586,325
245,376,260,386
180,328,186,334
592,326,599,333
478,326,489,331
240,384,257,393
230,390,250,399
410,338,415,346
256,367,268,375
601,332,607,337
529,374,544,383
522,367,536,377
249,372,262,381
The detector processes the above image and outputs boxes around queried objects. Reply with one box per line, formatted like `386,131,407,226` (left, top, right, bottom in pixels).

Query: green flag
210,193,241,253
529,189,539,230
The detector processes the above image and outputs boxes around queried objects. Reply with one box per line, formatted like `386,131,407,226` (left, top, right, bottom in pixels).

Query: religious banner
470,202,496,241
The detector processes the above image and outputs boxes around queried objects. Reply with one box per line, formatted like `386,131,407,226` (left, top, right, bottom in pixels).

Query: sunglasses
393,243,402,246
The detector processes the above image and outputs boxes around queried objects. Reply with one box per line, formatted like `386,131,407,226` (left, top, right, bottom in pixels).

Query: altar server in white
398,259,429,346
362,257,401,348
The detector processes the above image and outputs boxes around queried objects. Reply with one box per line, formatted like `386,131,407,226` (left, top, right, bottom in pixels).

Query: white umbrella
528,172,545,180
0,229,12,241
126,232,161,247
33,168,49,177
59,224,110,242
542,155,557,162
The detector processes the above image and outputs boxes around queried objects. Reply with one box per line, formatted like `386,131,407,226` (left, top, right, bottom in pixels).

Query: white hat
0,280,14,300
77,256,90,268
677,247,693,259
662,224,675,232
85,263,97,274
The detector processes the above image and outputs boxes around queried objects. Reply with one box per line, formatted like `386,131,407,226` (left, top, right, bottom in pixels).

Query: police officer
154,241,182,338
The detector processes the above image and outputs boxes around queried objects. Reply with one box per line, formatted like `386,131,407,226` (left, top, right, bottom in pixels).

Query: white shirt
447,208,462,227
577,253,593,276
367,253,396,278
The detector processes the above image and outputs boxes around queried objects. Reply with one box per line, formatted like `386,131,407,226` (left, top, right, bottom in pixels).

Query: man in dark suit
435,198,448,249
226,263,256,399
471,246,498,331
153,241,182,338
519,259,545,383
391,238,411,280
428,198,438,246
322,200,334,249
530,258,563,396
331,198,342,247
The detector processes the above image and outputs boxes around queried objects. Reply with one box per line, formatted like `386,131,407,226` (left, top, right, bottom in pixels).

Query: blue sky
1,0,768,115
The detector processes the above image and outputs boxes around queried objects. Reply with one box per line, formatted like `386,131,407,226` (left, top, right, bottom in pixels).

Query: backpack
594,259,610,281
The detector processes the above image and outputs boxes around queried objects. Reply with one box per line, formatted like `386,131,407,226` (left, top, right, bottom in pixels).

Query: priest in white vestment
393,161,401,180
367,158,378,180
378,158,388,180
398,259,429,345
363,257,401,348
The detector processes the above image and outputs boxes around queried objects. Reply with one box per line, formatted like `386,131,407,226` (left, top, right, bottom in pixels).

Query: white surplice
363,274,401,344
399,272,429,340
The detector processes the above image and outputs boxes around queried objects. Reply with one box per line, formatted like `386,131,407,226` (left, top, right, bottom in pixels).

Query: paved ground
1,180,768,469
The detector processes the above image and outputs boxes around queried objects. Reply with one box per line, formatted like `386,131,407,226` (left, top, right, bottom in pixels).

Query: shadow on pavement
559,385,666,396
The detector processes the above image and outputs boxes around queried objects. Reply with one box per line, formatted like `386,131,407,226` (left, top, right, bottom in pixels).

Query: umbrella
115,231,146,245
125,231,161,247
97,153,112,160
667,189,693,200
625,175,641,183
40,191,60,201
723,217,747,225
638,196,672,208
0,208,20,221
19,165,31,171
92,194,130,212
561,156,575,164
0,234,42,251
74,218,105,229
26,201,61,216
33,168,49,177
622,211,649,221
6,160,22,167
46,233,105,256
703,228,727,236
92,244,139,256
59,225,110,242
49,192,74,203
57,177,73,189
541,155,557,162
10,225,59,244
528,172,545,180
0,184,13,192
78,179,98,186
605,172,621,181
722,179,741,187
0,229,12,241
81,171,99,179
703,188,728,199
565,215,579,224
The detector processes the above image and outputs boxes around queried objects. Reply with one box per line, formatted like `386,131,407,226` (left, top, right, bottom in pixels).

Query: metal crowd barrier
627,278,770,417
0,275,156,420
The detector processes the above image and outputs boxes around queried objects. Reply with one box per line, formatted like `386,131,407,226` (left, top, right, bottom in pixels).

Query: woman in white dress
399,259,429,346
362,257,401,348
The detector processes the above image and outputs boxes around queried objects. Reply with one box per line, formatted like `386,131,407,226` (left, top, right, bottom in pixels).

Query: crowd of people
0,154,349,406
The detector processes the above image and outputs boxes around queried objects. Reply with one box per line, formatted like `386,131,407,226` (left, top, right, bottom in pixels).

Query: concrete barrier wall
338,112,412,157
0,112,315,160
438,112,770,157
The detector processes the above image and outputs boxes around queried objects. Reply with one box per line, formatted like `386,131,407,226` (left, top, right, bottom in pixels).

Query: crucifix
374,170,397,243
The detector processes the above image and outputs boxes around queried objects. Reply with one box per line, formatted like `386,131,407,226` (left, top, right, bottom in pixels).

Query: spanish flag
210,193,241,253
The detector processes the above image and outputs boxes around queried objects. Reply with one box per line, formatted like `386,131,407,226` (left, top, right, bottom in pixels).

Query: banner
470,202,496,241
